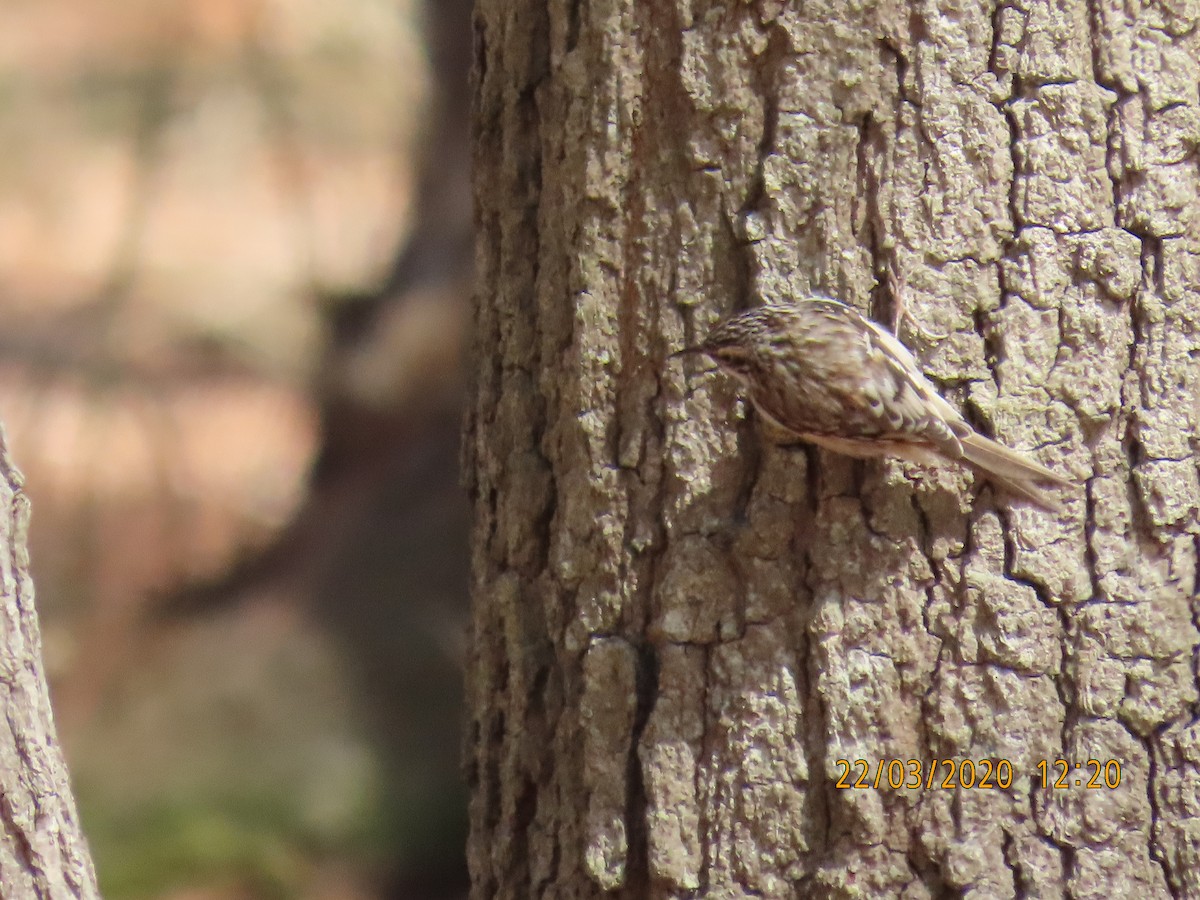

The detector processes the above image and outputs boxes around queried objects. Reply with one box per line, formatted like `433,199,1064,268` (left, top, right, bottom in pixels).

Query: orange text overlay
833,759,1123,790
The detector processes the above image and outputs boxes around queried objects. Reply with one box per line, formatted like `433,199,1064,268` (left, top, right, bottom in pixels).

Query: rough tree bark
466,1,1200,898
0,432,99,897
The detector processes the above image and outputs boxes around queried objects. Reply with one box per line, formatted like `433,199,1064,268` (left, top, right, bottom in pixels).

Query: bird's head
699,312,767,381
672,307,786,386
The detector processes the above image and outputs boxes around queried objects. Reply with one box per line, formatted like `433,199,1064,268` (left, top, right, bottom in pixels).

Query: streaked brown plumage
688,298,1073,510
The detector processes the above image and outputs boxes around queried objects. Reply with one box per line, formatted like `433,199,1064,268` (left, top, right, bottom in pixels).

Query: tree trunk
466,1,1200,897
0,433,99,897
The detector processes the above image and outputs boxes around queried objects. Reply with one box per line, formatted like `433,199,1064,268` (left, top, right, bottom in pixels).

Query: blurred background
0,0,473,897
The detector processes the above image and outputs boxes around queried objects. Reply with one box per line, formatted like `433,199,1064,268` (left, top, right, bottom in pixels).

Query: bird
680,298,1073,510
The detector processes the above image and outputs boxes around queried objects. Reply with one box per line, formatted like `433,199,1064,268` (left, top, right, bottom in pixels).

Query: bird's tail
959,432,1073,512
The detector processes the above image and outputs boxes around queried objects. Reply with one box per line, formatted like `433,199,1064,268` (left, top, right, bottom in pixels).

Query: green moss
83,786,394,899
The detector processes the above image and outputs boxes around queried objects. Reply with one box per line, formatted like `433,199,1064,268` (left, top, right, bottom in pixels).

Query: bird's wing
837,307,967,456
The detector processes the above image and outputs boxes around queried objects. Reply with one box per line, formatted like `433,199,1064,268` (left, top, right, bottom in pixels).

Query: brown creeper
683,298,1072,510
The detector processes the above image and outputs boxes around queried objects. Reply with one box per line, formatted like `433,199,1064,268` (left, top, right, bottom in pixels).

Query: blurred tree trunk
466,1,1200,898
0,435,98,897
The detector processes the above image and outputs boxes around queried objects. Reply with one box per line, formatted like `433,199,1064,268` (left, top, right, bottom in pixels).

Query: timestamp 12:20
1036,759,1122,789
